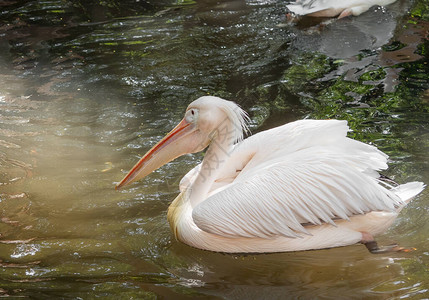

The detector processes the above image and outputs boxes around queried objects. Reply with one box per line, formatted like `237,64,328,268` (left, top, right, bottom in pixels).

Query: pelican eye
185,108,198,123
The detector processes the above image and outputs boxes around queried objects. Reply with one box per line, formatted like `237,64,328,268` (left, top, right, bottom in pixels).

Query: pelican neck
189,131,234,208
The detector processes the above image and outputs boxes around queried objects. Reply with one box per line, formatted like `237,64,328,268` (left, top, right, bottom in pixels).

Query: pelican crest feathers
190,96,250,144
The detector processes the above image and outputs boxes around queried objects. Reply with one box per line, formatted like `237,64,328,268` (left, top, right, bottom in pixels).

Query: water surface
0,0,428,298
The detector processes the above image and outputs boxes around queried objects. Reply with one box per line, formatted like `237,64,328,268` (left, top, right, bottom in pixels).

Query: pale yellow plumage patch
167,191,187,240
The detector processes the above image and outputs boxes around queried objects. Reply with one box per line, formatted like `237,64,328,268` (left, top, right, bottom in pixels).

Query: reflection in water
0,0,428,298
167,243,421,299
292,6,398,59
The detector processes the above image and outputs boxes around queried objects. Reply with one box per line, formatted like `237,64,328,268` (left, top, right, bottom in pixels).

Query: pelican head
116,96,248,189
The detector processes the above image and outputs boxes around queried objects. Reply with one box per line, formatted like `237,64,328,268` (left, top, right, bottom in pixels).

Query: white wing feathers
287,0,338,15
192,120,403,239
286,0,397,16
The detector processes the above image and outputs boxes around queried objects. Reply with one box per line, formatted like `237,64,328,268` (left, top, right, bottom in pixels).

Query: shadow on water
0,0,428,298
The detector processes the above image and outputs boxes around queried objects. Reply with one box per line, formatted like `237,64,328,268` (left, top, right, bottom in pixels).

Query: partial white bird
116,96,424,253
286,0,398,18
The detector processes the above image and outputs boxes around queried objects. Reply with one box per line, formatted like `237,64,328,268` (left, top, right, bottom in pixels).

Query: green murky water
0,0,428,298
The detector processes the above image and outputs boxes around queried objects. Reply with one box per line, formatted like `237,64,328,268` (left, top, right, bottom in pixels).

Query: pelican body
117,96,424,253
286,0,398,18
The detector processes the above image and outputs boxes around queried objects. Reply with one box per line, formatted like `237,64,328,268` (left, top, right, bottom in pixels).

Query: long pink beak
116,118,197,189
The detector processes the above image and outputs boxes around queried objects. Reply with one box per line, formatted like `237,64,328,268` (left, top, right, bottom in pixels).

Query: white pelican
286,0,398,18
116,96,424,253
